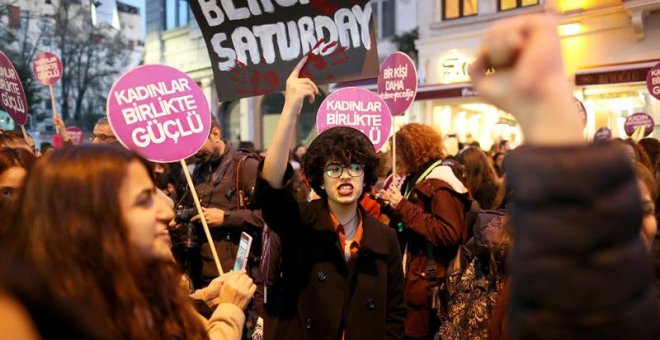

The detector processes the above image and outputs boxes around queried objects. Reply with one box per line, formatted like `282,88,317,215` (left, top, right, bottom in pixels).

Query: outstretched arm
262,57,319,189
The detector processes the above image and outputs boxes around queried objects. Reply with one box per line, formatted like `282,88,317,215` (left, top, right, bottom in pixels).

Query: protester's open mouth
337,183,354,196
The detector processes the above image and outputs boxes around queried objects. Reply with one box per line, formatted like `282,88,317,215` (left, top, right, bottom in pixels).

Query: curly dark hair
304,127,379,199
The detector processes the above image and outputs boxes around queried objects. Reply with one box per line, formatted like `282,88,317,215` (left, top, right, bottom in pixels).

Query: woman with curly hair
4,145,255,339
378,123,472,339
257,57,405,339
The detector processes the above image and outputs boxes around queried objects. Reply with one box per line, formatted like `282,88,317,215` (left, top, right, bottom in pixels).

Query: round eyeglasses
324,163,365,178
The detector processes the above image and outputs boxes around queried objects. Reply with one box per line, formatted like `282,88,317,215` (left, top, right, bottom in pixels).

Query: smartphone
233,232,253,271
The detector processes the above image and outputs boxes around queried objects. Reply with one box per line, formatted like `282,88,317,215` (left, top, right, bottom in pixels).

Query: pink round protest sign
66,126,83,145
107,64,211,163
0,51,28,125
647,62,660,101
624,112,654,137
593,127,612,142
32,52,63,86
377,52,418,115
317,87,392,152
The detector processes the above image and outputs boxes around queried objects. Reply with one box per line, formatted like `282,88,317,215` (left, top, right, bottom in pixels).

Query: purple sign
0,51,28,125
624,112,654,137
647,62,660,101
593,127,612,142
66,126,83,145
575,97,587,128
106,64,211,163
32,52,63,86
317,87,392,151
377,52,418,115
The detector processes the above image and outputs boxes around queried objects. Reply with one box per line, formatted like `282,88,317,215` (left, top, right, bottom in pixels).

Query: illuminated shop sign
439,50,474,84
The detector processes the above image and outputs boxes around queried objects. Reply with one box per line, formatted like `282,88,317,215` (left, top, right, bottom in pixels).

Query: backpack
436,210,510,340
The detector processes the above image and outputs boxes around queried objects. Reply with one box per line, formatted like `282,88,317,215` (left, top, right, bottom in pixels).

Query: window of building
165,0,189,30
499,0,539,11
372,0,395,39
443,0,477,20
220,101,241,145
8,5,21,28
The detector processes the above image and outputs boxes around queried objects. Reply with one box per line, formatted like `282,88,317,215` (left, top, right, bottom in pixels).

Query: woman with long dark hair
456,146,501,210
4,145,255,339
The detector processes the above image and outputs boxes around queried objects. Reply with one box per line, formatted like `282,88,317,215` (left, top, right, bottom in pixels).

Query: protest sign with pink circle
32,52,63,86
593,127,612,142
624,112,654,137
0,51,28,125
66,126,83,145
107,64,211,163
647,62,660,101
377,52,418,115
317,87,392,151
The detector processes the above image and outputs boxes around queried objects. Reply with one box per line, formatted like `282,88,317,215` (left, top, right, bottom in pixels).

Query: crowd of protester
0,13,659,340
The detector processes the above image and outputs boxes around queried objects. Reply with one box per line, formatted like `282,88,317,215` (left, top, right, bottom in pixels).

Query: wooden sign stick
49,84,60,133
180,159,224,275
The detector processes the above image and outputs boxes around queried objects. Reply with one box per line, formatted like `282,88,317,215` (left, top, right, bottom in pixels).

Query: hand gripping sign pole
377,52,418,179
32,52,64,133
179,157,223,273
107,64,223,275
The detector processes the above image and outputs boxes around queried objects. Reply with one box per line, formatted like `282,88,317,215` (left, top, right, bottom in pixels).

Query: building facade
414,0,660,149
0,0,143,131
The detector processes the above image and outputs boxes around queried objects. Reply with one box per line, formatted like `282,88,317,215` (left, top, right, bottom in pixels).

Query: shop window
372,0,395,39
261,92,324,149
8,5,20,28
499,0,539,11
443,0,477,20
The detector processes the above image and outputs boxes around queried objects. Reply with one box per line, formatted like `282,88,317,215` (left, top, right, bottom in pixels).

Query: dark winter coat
189,143,263,283
254,166,406,340
391,163,472,338
505,144,658,339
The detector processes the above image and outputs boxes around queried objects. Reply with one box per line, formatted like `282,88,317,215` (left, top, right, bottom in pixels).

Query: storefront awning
575,60,659,86
414,82,476,101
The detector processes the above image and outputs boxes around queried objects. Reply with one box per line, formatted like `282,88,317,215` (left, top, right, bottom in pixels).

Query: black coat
254,169,406,340
505,144,658,339
189,143,263,283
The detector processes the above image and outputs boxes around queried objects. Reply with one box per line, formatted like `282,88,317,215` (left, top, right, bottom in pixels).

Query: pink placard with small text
106,64,211,163
317,87,392,151
377,52,418,116
33,52,63,86
624,112,654,137
0,51,28,125
647,62,660,101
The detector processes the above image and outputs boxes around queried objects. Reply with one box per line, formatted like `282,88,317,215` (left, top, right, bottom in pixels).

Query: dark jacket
391,163,471,338
254,166,406,340
505,144,658,339
190,142,263,283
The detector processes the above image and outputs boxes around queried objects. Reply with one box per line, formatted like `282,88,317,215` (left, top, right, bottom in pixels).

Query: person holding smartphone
256,57,406,340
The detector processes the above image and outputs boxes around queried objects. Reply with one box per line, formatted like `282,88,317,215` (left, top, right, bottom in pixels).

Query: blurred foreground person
5,145,255,339
469,14,658,338
258,58,405,339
